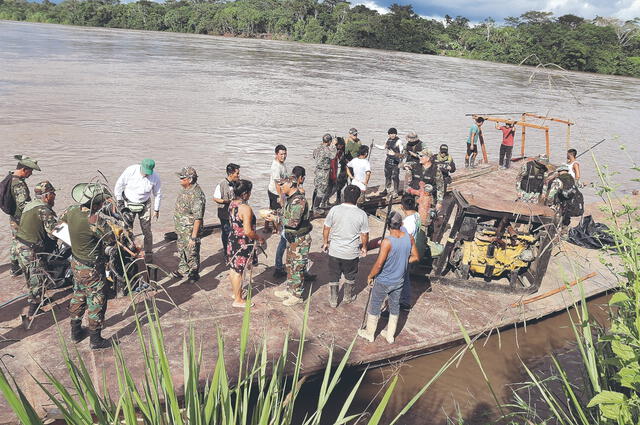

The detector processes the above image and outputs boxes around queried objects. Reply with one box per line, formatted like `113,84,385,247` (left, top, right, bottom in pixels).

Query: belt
16,236,39,250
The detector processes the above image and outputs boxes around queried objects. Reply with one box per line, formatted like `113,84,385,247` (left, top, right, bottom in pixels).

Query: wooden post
545,129,550,158
479,128,488,164
566,124,571,150
520,113,526,158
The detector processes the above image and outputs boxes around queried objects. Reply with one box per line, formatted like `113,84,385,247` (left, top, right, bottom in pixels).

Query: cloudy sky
354,0,640,22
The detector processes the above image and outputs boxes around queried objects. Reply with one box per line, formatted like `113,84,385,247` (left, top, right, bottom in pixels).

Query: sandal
232,300,254,308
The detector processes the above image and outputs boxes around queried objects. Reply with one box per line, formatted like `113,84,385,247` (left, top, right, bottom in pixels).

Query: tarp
567,215,616,249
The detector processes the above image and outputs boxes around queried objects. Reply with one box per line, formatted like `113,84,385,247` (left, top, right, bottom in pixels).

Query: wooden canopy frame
475,113,574,159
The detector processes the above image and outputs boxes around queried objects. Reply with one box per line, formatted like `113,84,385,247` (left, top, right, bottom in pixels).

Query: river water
0,20,636,423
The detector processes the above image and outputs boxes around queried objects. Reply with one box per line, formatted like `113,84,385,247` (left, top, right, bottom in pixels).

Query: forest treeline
1,0,639,77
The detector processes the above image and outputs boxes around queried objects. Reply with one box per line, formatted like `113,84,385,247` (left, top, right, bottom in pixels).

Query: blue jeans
400,271,411,305
368,280,404,316
275,234,287,271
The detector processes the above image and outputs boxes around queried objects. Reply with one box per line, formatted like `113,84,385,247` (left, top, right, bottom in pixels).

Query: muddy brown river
1,20,636,423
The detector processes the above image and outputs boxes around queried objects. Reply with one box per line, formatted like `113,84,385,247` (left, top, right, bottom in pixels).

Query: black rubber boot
89,329,112,350
329,285,339,308
343,282,356,304
71,319,87,343
10,260,22,276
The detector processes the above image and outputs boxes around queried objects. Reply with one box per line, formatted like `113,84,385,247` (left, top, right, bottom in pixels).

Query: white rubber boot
381,314,399,344
357,314,379,342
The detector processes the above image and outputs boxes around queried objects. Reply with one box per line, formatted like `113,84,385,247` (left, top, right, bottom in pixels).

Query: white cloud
351,0,389,14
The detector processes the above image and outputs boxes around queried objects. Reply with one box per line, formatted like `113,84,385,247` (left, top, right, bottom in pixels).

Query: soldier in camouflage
273,176,312,306
59,182,114,349
6,155,40,276
312,133,337,214
15,181,58,321
173,166,206,284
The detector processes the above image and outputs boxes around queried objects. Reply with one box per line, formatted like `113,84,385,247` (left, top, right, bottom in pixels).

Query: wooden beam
520,113,526,158
523,113,575,125
545,129,550,158
566,124,571,150
477,116,549,131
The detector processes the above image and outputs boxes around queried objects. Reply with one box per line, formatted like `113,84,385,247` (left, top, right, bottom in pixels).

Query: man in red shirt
496,120,516,169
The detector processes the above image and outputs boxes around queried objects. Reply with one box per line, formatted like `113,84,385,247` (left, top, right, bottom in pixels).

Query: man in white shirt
346,145,371,204
267,144,288,232
322,185,370,308
114,158,162,262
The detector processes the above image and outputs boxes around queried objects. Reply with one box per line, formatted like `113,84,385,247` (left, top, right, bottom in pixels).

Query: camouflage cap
418,148,433,157
177,166,197,179
348,128,358,136
556,164,569,172
14,154,41,171
534,154,550,165
34,180,56,196
406,131,419,141
322,133,332,143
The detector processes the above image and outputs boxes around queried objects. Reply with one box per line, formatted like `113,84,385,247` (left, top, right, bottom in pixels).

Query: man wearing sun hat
173,166,206,284
59,182,115,349
4,155,41,277
15,180,58,322
114,158,162,262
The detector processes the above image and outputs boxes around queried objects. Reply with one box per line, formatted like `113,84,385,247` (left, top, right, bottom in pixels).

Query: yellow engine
461,229,536,277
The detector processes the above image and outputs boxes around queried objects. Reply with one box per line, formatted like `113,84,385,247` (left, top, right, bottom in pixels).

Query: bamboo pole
479,128,488,164
566,124,571,150
545,129,550,158
510,272,597,307
523,113,574,125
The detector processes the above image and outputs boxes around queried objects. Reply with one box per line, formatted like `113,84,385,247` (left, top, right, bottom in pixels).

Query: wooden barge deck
0,164,619,422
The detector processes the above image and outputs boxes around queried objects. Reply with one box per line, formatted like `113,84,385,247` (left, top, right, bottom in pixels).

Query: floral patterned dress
227,200,256,273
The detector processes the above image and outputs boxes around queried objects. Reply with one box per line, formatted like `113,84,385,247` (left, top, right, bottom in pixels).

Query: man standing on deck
274,176,312,306
312,133,337,214
15,181,58,323
346,145,371,205
517,156,551,203
322,185,369,308
466,116,484,168
345,128,361,162
4,155,40,277
379,128,403,196
60,183,115,350
407,149,444,230
173,167,206,284
213,163,240,262
434,144,456,190
496,120,516,168
114,159,162,263
266,145,288,233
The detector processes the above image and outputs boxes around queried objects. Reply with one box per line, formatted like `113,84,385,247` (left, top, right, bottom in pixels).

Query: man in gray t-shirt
322,185,370,308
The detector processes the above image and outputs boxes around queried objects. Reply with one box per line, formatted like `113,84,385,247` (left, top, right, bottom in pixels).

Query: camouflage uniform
282,190,312,298
9,174,31,265
516,160,549,204
173,178,206,277
313,142,337,207
15,193,58,303
59,204,112,331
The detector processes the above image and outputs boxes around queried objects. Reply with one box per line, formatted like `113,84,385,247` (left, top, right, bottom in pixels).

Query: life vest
411,163,438,199
556,174,577,202
520,161,547,193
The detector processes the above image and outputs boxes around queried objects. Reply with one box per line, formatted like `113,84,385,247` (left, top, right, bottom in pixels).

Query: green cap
14,154,41,171
34,180,56,197
140,159,155,175
71,183,111,205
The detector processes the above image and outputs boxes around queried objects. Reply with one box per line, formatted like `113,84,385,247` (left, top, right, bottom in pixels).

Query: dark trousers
275,234,287,271
499,144,513,168
220,218,231,259
384,157,400,192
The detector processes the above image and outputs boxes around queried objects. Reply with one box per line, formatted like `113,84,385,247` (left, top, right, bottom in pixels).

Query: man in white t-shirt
267,144,288,232
322,185,370,308
346,145,371,204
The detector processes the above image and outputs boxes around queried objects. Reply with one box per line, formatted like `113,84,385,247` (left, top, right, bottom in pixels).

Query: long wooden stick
511,272,596,307
478,129,488,164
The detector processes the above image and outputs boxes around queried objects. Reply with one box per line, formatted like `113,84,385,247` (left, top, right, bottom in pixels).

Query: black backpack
0,173,16,216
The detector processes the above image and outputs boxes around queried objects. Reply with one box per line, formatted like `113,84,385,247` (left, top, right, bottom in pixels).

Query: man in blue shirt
465,116,484,168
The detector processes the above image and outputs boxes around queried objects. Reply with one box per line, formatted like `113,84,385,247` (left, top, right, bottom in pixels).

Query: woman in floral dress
227,180,264,307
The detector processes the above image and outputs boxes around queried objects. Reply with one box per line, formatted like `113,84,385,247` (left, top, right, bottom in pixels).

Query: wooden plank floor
0,163,619,422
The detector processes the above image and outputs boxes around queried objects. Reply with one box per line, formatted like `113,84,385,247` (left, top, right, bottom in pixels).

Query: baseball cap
439,144,449,152
349,128,358,136
406,131,419,141
141,158,155,175
34,180,56,196
177,166,197,179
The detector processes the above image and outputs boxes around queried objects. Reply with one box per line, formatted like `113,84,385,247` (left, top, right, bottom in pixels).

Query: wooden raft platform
0,164,618,422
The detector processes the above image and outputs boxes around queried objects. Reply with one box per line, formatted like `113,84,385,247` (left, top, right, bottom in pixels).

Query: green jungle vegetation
1,0,639,77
